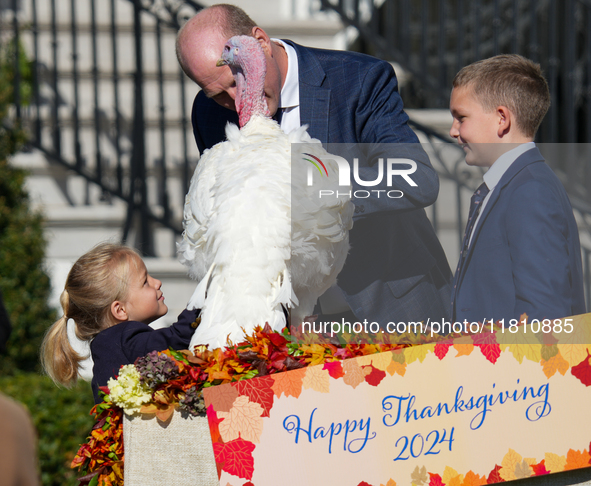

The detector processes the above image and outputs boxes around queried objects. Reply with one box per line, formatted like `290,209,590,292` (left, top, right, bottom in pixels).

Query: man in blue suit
176,4,452,330
449,54,586,323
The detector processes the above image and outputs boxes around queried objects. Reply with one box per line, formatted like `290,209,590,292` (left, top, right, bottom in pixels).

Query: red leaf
206,404,223,443
243,483,255,486
357,482,373,486
429,473,445,486
233,375,276,417
571,351,591,387
472,332,502,364
477,343,501,364
364,365,386,386
487,464,505,483
531,459,550,476
472,331,497,346
323,361,344,379
434,342,451,360
268,332,287,347
213,437,256,480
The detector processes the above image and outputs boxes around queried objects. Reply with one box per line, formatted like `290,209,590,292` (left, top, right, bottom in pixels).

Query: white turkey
178,35,353,349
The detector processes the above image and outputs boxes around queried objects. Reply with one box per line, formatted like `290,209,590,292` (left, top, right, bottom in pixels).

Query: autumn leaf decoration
71,325,411,485
71,397,124,486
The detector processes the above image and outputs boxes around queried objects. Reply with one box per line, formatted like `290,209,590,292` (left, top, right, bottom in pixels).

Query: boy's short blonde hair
453,54,550,138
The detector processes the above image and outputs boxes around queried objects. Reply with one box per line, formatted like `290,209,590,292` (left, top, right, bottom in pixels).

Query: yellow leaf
500,448,522,481
556,314,591,346
541,352,570,378
302,364,330,393
442,466,461,484
544,452,566,473
218,395,264,443
404,343,434,364
356,355,373,366
557,343,588,367
498,323,544,363
453,336,475,357
371,351,394,371
386,359,406,377
448,476,463,486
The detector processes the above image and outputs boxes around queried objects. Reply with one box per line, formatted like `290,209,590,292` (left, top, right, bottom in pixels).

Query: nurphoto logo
305,153,419,199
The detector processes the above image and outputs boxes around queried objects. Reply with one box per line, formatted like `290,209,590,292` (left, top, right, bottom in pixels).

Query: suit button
359,205,365,213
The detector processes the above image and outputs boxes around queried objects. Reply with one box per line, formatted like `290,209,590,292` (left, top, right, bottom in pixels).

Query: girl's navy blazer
90,308,200,403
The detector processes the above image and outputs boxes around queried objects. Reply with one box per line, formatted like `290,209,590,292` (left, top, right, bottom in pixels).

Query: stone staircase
11,0,374,326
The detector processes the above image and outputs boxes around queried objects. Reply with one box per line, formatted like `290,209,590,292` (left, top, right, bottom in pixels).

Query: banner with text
203,313,591,486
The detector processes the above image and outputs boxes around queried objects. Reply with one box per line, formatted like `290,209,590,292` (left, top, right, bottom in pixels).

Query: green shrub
0,158,55,373
0,372,95,486
0,35,54,374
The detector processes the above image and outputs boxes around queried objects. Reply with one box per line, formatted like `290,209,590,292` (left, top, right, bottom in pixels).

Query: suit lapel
465,147,545,263
284,41,331,143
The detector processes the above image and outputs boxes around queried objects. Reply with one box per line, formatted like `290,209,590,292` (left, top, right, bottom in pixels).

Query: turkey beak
216,58,227,67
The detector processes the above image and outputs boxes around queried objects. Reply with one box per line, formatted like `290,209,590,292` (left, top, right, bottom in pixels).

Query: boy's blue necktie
451,182,490,310
461,182,490,257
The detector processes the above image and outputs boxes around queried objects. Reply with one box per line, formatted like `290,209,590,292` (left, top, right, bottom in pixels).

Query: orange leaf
454,343,474,357
271,368,306,398
155,405,175,423
461,470,486,486
541,352,570,378
565,449,591,471
386,359,406,377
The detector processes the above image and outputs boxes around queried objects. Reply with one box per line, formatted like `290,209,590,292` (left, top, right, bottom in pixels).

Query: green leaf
89,474,99,486
240,369,259,380
168,348,189,365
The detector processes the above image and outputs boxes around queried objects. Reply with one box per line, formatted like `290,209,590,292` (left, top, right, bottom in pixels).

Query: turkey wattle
178,35,353,349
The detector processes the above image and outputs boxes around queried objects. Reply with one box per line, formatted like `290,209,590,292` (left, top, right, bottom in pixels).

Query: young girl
41,243,200,403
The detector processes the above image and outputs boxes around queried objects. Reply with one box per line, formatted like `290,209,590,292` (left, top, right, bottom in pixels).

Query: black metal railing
3,0,204,257
321,0,591,141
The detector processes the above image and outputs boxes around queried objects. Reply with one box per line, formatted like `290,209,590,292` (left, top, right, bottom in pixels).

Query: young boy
449,54,586,323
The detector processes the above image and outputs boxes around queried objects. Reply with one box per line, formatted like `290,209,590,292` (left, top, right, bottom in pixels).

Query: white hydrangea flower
107,364,153,415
